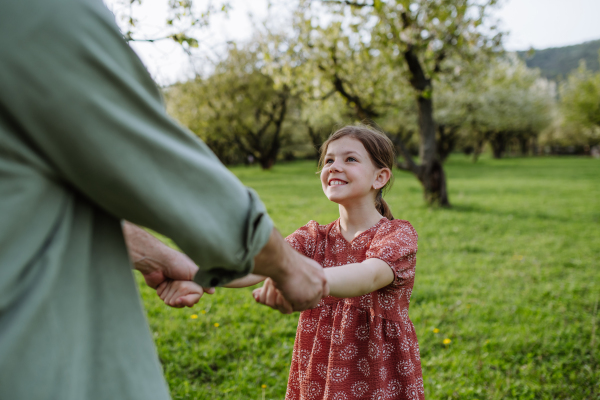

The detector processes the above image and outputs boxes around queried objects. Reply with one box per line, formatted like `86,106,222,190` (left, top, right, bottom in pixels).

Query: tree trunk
307,126,325,159
414,94,450,206
404,46,450,207
437,124,458,162
518,135,529,156
490,132,507,159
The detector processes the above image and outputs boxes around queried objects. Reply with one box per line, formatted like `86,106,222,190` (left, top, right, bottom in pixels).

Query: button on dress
285,218,424,400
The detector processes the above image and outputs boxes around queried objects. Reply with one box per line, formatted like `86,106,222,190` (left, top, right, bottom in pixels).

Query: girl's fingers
156,281,168,297
177,293,202,307
204,287,216,295
164,283,179,306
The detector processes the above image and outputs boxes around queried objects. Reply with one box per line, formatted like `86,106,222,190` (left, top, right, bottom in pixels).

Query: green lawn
137,155,600,400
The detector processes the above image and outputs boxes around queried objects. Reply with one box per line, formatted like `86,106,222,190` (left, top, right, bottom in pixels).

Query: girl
158,125,424,400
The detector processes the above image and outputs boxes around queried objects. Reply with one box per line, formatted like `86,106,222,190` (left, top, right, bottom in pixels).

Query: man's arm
1,0,327,312
122,221,196,288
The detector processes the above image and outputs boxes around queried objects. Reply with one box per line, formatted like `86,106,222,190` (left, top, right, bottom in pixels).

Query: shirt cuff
193,188,273,287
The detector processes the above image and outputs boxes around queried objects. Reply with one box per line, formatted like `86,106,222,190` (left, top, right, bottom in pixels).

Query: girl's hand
156,280,215,308
252,278,293,314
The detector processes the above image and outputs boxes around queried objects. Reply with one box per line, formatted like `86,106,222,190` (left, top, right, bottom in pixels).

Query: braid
375,190,394,220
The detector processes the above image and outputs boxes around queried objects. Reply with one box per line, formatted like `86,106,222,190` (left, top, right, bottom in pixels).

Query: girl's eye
347,157,357,162
325,159,333,164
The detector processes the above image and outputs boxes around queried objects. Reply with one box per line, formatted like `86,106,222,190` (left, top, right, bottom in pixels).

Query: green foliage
557,59,600,147
139,156,600,399
165,45,300,168
517,39,600,82
436,55,555,158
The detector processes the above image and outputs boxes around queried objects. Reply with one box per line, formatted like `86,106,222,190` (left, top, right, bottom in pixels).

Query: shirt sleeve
0,0,272,287
285,221,320,258
366,220,418,287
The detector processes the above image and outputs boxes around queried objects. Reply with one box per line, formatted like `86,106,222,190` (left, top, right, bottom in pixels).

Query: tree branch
390,131,420,175
317,0,373,8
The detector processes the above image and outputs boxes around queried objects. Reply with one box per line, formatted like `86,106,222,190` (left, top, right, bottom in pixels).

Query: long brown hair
318,124,396,220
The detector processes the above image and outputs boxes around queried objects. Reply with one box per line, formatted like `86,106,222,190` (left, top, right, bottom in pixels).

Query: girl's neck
338,202,384,242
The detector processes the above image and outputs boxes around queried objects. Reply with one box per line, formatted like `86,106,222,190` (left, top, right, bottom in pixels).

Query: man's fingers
275,291,293,314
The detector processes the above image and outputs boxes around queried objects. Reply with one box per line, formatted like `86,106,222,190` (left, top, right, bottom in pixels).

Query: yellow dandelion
201,310,206,314
433,328,440,333
443,338,451,345
261,384,267,389
190,314,198,319
214,323,220,328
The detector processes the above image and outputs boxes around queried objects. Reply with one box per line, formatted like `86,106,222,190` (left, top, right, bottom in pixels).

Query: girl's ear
373,168,391,190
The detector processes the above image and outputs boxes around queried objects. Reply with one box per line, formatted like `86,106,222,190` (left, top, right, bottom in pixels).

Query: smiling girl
158,125,424,399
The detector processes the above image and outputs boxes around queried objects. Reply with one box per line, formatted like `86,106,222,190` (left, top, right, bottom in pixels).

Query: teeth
330,180,346,186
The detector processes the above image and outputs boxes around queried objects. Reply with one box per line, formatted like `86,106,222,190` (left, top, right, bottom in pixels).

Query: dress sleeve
366,220,418,287
285,221,320,258
0,0,272,288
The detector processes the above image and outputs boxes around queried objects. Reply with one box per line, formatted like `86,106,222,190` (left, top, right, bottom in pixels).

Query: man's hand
122,221,198,288
157,280,215,308
252,229,329,312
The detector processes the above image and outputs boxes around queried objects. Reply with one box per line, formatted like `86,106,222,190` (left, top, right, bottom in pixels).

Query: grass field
136,155,600,400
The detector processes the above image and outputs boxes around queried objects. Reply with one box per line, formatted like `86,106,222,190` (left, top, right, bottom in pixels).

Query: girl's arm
324,258,394,298
254,258,394,311
223,274,266,288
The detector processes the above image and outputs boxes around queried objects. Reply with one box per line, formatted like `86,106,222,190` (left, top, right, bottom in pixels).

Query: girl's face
320,136,390,206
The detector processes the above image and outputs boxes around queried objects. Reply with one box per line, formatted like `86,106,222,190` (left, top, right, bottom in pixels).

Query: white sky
103,0,600,86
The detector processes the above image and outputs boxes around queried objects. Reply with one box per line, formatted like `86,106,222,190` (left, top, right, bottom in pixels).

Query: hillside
517,39,600,81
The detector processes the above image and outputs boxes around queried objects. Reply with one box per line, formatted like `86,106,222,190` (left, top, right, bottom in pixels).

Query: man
0,0,327,399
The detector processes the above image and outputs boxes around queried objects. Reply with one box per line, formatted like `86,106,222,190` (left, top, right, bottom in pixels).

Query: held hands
123,221,205,307
157,280,215,308
124,223,329,312
252,229,329,312
252,278,293,314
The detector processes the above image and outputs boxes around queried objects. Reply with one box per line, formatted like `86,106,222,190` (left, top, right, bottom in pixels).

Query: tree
459,56,554,159
290,0,503,206
165,45,294,169
558,58,600,147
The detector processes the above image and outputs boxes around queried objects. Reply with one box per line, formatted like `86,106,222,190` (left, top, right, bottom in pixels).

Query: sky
103,0,600,86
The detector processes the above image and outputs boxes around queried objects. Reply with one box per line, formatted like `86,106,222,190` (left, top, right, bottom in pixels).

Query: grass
136,155,600,399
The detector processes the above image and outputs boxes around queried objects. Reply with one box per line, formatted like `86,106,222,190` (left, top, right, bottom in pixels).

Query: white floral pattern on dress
405,384,419,400
355,324,369,341
328,366,350,383
372,388,386,400
351,381,369,397
339,343,358,360
382,343,395,361
386,380,402,398
397,360,415,376
379,366,388,381
357,358,370,377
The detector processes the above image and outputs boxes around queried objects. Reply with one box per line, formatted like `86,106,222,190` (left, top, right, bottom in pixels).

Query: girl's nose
329,160,343,172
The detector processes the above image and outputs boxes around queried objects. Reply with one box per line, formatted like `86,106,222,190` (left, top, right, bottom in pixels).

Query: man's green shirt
0,0,273,398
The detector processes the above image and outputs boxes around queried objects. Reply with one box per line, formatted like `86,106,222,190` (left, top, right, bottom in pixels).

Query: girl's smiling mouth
328,179,348,186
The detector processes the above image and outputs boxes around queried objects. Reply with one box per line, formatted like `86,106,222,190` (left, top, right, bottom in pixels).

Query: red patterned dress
284,218,424,400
